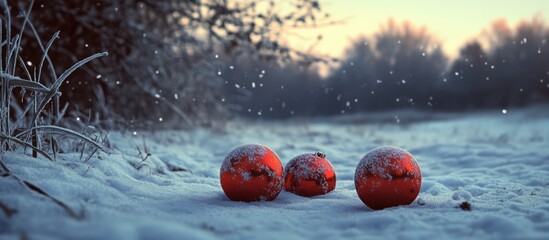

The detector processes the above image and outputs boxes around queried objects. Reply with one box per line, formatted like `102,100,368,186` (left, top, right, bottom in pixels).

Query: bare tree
9,0,331,128
446,17,549,110
327,20,447,112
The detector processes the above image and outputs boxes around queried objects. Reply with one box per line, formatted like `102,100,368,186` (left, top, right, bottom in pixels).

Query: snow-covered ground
1,108,548,239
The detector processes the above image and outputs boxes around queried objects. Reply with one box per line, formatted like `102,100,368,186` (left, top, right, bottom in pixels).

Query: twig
20,179,84,219
3,169,85,220
0,201,17,217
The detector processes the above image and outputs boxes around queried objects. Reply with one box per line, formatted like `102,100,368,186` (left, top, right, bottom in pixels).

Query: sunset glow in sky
288,0,549,59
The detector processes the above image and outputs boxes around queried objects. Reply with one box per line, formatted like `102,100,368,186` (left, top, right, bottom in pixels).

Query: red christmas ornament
354,146,421,210
220,144,284,202
284,152,336,197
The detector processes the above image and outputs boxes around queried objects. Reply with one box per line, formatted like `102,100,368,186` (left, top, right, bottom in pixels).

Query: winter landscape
2,107,549,239
1,1,549,239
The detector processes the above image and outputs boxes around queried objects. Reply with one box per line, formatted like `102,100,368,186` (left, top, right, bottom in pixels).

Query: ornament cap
315,151,326,158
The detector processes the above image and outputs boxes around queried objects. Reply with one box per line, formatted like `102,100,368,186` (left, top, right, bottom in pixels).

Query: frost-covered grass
0,0,106,161
1,107,548,239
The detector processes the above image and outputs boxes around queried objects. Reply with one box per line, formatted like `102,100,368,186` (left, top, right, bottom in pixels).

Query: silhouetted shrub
221,54,324,118
326,20,447,113
446,18,549,110
9,0,329,128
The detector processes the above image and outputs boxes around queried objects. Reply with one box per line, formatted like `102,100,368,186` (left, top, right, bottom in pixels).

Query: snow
220,144,269,178
223,144,268,166
1,107,549,239
285,152,335,195
286,153,330,179
356,146,416,177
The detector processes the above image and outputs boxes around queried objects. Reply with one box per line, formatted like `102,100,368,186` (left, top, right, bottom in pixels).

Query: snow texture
286,153,332,180
220,144,269,177
355,146,420,182
285,153,335,195
1,107,549,239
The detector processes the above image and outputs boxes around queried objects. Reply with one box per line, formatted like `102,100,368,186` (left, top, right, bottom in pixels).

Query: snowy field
1,107,549,239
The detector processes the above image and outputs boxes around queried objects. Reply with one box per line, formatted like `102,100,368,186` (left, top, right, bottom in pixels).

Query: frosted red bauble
284,152,336,197
220,144,284,202
354,146,421,210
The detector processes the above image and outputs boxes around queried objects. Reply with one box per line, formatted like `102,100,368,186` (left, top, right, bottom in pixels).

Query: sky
286,0,549,59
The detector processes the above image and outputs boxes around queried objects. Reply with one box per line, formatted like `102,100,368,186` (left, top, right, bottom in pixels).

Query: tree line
223,18,549,118
8,1,549,125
